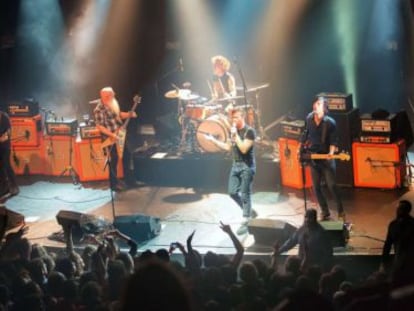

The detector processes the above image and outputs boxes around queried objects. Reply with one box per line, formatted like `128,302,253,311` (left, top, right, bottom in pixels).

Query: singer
0,110,19,201
204,108,256,235
301,97,345,222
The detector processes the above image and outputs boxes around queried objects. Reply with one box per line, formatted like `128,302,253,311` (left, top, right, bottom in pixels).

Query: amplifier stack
359,113,398,144
8,101,121,182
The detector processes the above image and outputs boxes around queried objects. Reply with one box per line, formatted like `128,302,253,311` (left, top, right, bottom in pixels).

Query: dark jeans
228,162,255,218
310,159,344,217
0,144,18,194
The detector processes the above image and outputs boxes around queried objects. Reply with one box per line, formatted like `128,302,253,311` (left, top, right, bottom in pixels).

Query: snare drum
196,114,231,152
185,97,209,119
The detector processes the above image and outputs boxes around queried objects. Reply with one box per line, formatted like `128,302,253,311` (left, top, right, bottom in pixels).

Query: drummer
210,55,237,115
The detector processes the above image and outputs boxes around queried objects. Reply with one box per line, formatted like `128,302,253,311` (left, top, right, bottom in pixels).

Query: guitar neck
121,97,140,129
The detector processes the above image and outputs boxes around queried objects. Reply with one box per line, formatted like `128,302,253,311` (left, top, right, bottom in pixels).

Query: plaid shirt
93,102,123,137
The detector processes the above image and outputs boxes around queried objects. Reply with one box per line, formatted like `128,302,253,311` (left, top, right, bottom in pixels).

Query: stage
3,143,412,261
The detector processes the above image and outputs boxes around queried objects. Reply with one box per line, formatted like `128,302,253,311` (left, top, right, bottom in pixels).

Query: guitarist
300,97,345,222
94,87,137,192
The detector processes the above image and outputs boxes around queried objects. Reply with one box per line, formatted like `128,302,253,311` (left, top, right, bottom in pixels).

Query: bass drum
196,114,231,153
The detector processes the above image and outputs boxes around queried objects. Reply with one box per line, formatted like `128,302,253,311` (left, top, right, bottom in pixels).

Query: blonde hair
211,55,231,71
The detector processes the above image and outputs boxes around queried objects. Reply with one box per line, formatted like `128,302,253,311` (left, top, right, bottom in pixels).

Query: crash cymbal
165,89,180,99
213,95,245,102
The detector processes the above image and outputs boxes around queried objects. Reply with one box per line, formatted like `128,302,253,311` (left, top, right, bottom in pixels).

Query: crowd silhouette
0,202,413,310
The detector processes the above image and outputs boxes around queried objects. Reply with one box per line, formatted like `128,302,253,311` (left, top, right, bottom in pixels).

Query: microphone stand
233,58,268,142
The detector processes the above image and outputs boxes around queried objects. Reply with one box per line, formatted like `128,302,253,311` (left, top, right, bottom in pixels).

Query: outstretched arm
220,221,244,268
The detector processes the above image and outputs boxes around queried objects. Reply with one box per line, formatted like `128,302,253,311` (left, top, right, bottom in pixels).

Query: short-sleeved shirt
232,125,256,168
93,103,123,138
302,112,338,154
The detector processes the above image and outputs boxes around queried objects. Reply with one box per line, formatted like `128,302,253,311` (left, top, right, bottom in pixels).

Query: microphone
89,99,101,104
178,57,184,72
25,130,30,140
230,123,237,143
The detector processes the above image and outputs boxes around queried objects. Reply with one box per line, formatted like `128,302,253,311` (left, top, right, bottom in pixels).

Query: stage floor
2,170,411,258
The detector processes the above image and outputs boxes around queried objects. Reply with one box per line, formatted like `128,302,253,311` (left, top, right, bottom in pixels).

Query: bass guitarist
94,86,138,192
300,97,345,222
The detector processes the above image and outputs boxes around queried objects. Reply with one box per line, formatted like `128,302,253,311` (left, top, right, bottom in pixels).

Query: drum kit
164,83,270,154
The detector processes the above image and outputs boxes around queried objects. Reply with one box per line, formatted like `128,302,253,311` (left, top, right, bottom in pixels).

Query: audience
0,204,412,311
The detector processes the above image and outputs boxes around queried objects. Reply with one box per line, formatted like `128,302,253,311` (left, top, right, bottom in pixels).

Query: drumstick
207,80,215,98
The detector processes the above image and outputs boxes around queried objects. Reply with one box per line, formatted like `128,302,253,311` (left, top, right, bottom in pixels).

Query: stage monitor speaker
0,205,25,231
56,210,85,242
330,108,360,187
319,221,348,247
114,214,162,243
352,139,406,189
247,218,297,246
56,210,112,243
278,138,312,189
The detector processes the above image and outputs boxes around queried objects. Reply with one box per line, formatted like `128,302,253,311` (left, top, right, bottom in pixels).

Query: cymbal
165,89,180,99
236,83,270,93
180,93,200,101
213,95,245,102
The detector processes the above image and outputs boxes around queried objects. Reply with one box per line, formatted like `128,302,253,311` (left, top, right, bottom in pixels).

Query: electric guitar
101,94,141,158
301,151,351,162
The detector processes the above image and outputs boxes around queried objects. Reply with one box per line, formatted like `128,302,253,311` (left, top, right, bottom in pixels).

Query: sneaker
320,215,331,221
236,223,249,235
338,213,346,222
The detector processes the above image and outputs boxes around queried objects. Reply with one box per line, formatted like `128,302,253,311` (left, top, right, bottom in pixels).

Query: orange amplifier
10,114,42,147
79,125,101,139
352,139,406,189
10,141,46,175
278,137,312,189
45,119,78,136
74,138,123,182
43,135,77,176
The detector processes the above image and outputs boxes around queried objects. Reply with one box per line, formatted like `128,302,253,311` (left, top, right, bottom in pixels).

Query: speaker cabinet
330,108,360,186
0,205,25,231
43,135,77,176
74,138,123,182
247,218,297,245
10,114,42,147
352,139,406,189
278,138,312,189
319,221,348,247
114,214,162,243
10,140,46,175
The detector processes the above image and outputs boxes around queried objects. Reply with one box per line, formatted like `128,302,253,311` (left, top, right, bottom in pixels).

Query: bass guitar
101,94,141,158
301,151,351,162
